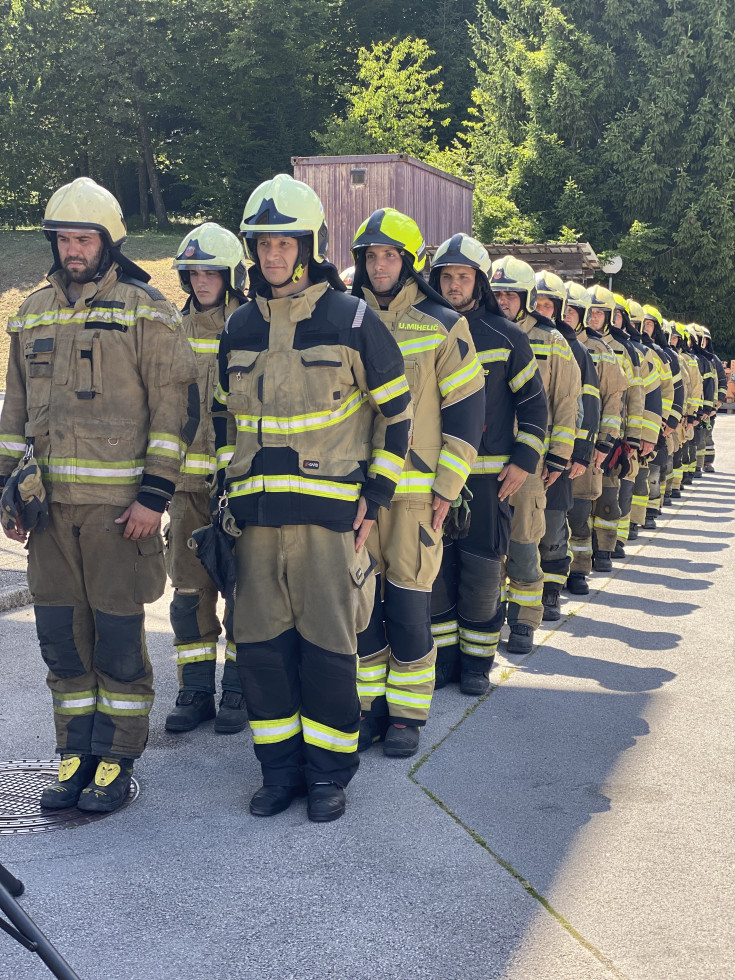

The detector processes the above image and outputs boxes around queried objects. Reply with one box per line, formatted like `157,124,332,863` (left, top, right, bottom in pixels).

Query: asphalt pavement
1,418,734,980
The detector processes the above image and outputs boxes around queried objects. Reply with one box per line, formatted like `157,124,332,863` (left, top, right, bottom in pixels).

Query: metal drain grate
0,760,139,834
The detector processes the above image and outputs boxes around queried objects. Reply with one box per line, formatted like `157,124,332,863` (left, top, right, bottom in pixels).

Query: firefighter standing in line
428,235,547,691
164,224,249,735
566,283,627,592
213,175,411,821
534,271,600,621
489,257,581,653
351,211,485,755
0,177,198,812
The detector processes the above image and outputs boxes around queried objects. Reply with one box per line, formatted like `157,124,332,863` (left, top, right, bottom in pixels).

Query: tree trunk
111,160,123,210
137,108,169,230
138,154,150,230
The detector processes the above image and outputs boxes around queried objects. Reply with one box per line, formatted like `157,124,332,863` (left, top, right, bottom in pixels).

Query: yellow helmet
626,299,644,325
587,284,617,324
564,281,591,329
240,174,329,282
672,322,688,343
489,255,538,312
43,176,126,247
642,304,663,329
173,223,246,294
535,270,567,320
351,208,426,273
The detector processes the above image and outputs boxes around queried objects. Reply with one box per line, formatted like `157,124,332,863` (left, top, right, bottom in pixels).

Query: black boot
566,572,589,595
383,724,421,758
357,713,389,752
682,472,693,486
671,487,682,498
214,691,248,734
77,758,134,813
704,462,715,473
40,754,98,810
663,492,673,506
628,523,639,540
307,782,346,822
593,551,613,572
460,664,492,696
541,587,561,621
693,468,703,479
249,783,307,817
507,623,534,654
165,690,216,733
643,511,657,530
612,541,626,559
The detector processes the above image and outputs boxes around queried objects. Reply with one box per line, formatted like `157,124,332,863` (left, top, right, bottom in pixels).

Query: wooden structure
292,154,474,274
481,242,601,283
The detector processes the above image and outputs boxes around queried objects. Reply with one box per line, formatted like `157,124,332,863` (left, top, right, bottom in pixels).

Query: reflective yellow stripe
356,664,388,681
8,305,179,332
368,449,405,482
43,457,144,484
397,335,443,355
550,426,575,447
228,474,361,502
507,587,542,606
181,453,216,475
97,688,154,717
52,690,96,715
386,690,433,708
301,716,358,753
216,446,234,471
370,375,410,406
395,470,435,494
583,384,600,398
509,359,538,392
235,389,368,435
471,455,510,475
250,712,302,745
225,641,237,662
431,620,458,646
387,666,435,686
148,432,185,461
516,431,545,455
438,449,471,480
213,382,227,404
0,436,26,458
189,338,219,354
176,642,217,665
477,348,510,365
438,358,483,396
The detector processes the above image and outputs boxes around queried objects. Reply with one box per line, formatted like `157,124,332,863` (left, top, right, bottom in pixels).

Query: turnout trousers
540,469,574,590
430,474,511,680
705,417,716,467
166,489,240,695
233,524,373,788
357,498,442,728
27,502,166,759
506,470,546,630
630,458,650,528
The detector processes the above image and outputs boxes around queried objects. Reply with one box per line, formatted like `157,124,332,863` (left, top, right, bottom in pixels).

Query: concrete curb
0,581,31,612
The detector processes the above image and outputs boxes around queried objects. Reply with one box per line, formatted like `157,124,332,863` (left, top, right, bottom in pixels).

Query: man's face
670,333,679,348
565,306,581,330
535,295,556,319
613,309,624,328
643,318,655,337
365,245,404,295
57,230,104,283
493,290,523,320
189,269,226,309
256,235,301,284
589,308,607,330
439,265,476,311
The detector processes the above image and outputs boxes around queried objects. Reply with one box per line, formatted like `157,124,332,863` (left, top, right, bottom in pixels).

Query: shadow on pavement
590,590,699,618
626,554,722,574
635,537,726,552
612,567,711,590
653,525,734,538
522,643,676,693
557,610,682,650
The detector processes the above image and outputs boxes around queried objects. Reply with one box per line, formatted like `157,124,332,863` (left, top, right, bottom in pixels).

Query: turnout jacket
555,319,600,466
213,280,412,532
680,350,704,423
465,303,548,477
713,353,727,403
605,327,645,448
0,262,198,512
626,335,664,444
517,312,581,472
578,327,626,449
177,293,246,494
361,280,485,502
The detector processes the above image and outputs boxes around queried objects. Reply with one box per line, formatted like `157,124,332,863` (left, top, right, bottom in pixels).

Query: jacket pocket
300,346,355,412
226,350,261,410
349,545,378,635
73,418,143,486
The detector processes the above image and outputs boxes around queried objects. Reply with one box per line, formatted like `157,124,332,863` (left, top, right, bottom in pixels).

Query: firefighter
213,175,411,821
692,324,724,473
428,235,547,690
566,282,626,592
351,212,485,753
490,257,581,652
534,272,600,621
687,324,716,478
164,224,249,735
0,177,198,812
678,325,705,485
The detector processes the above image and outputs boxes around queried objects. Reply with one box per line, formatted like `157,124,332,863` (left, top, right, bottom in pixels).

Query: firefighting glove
600,439,631,479
188,496,241,608
442,485,473,540
1,455,49,533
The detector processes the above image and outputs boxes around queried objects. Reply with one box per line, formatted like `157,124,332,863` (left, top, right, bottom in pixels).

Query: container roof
291,154,475,190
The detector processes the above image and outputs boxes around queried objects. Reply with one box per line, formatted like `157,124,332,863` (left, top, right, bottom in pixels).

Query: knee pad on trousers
170,589,219,644
598,484,621,520
431,541,457,618
618,480,634,517
456,550,502,623
94,610,146,683
569,498,592,538
506,541,541,585
34,605,86,679
648,464,661,498
384,581,432,663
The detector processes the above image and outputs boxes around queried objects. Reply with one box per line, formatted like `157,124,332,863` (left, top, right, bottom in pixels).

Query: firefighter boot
612,541,626,560
542,587,561,622
307,782,346,823
214,692,248,735
643,510,657,530
358,712,390,752
566,572,589,595
507,624,534,655
628,523,639,540
593,551,613,573
40,754,98,810
165,691,216,733
250,784,307,817
671,488,682,499
704,462,715,473
663,492,673,507
77,758,134,813
383,724,421,758
460,656,492,696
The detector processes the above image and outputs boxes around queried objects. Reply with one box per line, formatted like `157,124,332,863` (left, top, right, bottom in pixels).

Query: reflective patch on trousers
94,610,146,682
34,605,86,678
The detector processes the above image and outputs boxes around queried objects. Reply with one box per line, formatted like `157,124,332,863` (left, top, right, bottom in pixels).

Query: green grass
0,229,189,390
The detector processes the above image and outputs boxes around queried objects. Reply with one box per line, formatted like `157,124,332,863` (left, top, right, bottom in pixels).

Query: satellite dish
602,255,623,275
